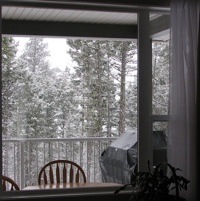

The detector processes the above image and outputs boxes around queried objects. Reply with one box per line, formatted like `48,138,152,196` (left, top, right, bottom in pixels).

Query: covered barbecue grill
99,129,167,184
99,129,137,184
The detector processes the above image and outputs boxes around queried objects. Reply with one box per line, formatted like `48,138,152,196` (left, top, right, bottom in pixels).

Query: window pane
151,13,170,115
150,12,170,172
152,40,169,115
2,37,138,188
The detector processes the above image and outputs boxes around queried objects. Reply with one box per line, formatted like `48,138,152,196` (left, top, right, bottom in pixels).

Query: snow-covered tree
18,38,52,138
2,37,18,139
67,40,116,138
109,41,137,134
2,37,19,181
152,41,169,116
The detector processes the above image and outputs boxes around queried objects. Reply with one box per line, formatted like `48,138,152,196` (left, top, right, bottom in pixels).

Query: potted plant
114,161,190,201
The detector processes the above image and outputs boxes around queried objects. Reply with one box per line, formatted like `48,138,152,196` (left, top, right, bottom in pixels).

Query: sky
14,37,73,70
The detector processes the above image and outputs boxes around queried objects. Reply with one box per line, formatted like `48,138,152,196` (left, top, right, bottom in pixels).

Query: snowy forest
2,37,169,187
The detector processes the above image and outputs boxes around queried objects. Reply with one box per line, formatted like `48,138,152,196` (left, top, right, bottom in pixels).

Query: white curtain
169,0,200,201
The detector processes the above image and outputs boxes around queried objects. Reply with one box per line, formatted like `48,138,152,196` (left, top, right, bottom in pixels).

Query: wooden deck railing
2,137,117,189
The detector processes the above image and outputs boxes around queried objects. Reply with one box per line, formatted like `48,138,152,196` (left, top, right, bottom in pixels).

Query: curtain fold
169,1,200,201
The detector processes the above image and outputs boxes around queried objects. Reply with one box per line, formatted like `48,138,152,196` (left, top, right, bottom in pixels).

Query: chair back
2,175,20,191
38,160,86,185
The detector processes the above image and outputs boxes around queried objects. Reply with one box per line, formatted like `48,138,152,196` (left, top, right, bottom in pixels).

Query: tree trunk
119,44,127,135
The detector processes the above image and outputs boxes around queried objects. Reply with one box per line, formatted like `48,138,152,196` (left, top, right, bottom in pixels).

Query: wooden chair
2,175,20,191
38,160,86,185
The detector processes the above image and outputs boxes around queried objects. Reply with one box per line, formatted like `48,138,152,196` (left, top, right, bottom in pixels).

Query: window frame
0,1,170,199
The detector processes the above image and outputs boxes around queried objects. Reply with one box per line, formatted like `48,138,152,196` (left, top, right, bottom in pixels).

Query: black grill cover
153,131,167,171
99,129,137,184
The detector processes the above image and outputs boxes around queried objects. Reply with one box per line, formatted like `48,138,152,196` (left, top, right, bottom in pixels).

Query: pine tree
152,41,169,116
53,67,76,138
2,37,18,139
18,38,52,138
109,41,137,134
2,37,18,180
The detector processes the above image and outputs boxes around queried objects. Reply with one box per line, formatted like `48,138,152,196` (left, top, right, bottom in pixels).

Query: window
0,1,170,199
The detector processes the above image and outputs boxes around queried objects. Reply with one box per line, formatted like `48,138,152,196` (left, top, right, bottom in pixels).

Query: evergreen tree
152,41,169,116
68,40,118,136
18,38,52,138
2,37,18,139
53,67,76,138
110,41,137,134
2,37,18,180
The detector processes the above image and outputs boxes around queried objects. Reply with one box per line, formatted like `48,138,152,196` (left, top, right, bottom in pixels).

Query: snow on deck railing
2,137,117,189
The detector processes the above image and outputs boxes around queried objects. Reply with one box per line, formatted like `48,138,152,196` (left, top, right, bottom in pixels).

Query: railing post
20,141,25,189
93,140,96,182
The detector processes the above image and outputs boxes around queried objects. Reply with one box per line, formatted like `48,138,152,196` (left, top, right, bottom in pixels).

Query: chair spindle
76,169,80,182
56,163,60,183
49,165,54,184
70,164,74,183
63,163,67,183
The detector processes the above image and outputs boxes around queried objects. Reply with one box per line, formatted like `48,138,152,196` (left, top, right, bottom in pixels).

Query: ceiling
2,6,165,25
2,6,138,25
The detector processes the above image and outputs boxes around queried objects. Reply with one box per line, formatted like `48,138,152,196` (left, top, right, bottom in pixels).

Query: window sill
0,184,131,201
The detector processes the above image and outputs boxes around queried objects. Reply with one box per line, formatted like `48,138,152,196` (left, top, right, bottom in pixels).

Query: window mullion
138,10,153,171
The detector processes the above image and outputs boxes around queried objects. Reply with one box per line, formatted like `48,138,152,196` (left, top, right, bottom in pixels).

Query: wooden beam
31,0,170,7
2,19,137,39
0,0,170,7
0,0,170,12
150,14,170,36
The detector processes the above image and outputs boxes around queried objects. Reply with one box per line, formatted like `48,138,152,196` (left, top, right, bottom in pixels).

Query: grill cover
153,131,167,171
99,129,137,184
99,130,167,184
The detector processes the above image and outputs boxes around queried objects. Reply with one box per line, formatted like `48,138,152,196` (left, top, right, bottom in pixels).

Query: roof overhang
0,0,170,40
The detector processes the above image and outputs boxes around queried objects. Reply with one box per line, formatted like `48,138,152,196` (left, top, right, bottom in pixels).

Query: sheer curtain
169,1,200,201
